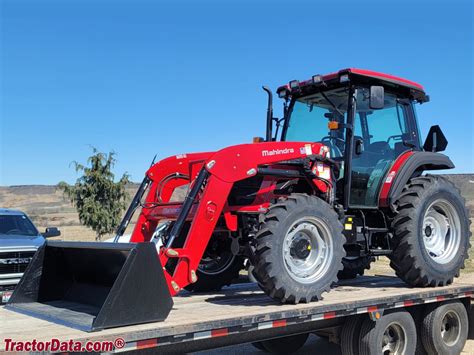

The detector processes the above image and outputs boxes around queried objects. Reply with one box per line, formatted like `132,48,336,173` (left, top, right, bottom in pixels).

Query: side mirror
43,227,61,238
355,139,364,155
369,86,385,109
423,125,448,152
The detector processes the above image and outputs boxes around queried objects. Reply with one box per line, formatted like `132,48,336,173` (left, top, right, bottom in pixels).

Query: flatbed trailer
1,274,474,354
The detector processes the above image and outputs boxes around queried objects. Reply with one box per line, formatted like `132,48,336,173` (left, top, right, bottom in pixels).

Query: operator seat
363,142,396,206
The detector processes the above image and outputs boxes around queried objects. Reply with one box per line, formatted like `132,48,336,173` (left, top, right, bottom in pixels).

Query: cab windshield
284,87,349,159
0,214,39,237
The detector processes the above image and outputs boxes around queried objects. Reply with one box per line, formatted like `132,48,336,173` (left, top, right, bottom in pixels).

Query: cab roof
278,68,428,102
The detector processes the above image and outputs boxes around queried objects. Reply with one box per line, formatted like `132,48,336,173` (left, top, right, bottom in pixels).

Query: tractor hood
146,141,328,185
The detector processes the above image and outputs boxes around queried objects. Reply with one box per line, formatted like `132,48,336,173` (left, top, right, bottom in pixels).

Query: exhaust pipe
6,241,173,332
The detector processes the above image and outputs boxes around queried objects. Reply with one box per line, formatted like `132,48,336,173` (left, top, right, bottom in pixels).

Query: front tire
390,175,471,287
252,194,345,304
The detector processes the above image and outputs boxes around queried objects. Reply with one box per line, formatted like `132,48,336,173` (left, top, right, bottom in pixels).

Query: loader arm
148,142,329,295
129,152,213,243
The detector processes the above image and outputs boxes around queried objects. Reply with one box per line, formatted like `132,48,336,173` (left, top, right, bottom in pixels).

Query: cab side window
350,90,410,207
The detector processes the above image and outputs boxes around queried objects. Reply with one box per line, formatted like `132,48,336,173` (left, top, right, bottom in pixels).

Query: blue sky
1,0,473,185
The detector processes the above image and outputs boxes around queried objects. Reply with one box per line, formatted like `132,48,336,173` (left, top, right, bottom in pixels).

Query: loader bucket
6,241,173,332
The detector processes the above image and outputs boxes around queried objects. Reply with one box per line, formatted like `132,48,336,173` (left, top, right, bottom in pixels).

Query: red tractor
9,68,471,330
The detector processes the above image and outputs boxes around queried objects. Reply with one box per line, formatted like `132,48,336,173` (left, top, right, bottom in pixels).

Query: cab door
349,90,419,207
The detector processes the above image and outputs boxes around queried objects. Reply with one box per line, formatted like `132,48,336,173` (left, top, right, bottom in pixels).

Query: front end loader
8,68,471,330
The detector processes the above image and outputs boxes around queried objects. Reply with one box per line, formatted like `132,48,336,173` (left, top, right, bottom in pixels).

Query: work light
312,75,323,84
289,80,300,90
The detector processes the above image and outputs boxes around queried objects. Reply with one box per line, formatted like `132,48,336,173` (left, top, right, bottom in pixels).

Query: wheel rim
441,310,461,346
282,216,333,284
381,322,407,355
198,251,235,275
422,199,461,264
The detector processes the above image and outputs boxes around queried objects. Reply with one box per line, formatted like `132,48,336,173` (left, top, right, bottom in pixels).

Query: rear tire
421,301,468,355
338,256,375,280
390,175,471,287
252,194,345,303
359,311,416,355
260,333,309,354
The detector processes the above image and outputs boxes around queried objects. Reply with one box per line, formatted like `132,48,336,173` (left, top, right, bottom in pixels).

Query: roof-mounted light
289,80,300,90
340,74,350,83
312,74,324,84
277,87,289,98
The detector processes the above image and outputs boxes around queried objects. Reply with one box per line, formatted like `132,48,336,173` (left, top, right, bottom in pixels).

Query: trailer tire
359,310,416,355
407,306,428,355
338,256,375,280
260,333,309,354
252,194,345,303
421,301,468,355
340,315,364,355
390,175,471,287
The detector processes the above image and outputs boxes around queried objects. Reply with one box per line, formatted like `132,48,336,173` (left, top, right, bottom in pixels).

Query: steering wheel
6,229,23,235
387,135,403,144
321,136,344,158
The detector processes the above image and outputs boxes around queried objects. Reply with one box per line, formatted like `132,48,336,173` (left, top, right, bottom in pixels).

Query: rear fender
379,151,454,209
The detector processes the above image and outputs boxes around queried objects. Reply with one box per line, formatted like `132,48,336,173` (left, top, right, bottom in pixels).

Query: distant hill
0,174,472,241
0,184,139,241
443,174,474,205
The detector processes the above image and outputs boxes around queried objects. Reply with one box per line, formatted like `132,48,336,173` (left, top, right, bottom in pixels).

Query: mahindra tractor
8,68,471,331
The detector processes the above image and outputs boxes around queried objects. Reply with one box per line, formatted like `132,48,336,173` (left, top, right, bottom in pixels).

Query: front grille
0,250,36,274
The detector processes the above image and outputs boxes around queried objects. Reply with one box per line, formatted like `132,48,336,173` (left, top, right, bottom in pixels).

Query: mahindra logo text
261,148,294,157
0,257,32,265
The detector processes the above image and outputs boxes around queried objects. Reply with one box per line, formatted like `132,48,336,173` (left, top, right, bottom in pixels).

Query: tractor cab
274,68,429,209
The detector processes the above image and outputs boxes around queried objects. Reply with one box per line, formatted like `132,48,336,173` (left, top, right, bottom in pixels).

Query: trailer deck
1,274,474,353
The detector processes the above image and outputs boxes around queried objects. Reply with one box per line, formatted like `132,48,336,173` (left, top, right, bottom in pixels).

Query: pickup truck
0,208,60,303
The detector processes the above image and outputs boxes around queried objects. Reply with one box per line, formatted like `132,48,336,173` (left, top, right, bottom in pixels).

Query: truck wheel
390,175,471,287
407,307,428,355
185,253,244,292
421,301,468,355
340,315,364,355
260,333,309,354
359,311,416,355
338,256,375,280
252,194,345,303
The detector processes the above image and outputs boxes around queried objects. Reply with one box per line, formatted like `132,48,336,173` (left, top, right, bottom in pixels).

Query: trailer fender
379,151,454,208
